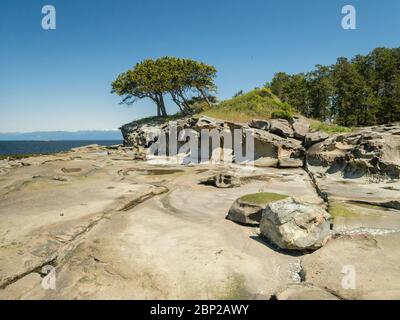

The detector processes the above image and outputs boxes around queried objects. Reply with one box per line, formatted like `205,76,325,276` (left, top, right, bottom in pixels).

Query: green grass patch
350,202,389,214
200,88,294,123
310,120,353,134
239,192,288,205
329,202,360,219
216,273,251,300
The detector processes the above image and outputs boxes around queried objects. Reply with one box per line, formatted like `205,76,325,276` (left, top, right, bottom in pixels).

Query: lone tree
112,57,217,117
112,59,168,117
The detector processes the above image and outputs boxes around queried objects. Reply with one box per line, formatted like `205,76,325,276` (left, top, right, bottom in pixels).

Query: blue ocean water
0,140,122,156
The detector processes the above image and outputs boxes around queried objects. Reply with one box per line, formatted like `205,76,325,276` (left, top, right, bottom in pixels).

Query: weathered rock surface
275,283,339,300
301,234,400,299
1,148,326,299
2,118,398,299
260,198,331,250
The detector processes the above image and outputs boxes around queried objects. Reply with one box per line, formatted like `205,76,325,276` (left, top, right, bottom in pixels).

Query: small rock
304,132,329,148
199,173,241,188
292,117,310,139
53,176,68,182
249,119,270,130
227,199,267,225
269,119,294,138
61,167,82,174
227,193,288,226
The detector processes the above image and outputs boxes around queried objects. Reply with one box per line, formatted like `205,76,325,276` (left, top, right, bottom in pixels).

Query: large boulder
260,197,331,250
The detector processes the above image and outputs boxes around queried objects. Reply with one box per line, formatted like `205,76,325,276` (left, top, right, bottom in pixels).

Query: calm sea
0,140,123,156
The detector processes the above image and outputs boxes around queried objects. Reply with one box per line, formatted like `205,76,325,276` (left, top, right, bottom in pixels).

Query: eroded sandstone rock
301,234,400,299
307,125,400,179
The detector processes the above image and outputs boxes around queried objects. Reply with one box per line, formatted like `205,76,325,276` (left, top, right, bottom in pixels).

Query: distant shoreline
0,140,122,158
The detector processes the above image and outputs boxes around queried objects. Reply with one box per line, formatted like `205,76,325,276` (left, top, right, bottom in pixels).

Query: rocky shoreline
0,117,399,299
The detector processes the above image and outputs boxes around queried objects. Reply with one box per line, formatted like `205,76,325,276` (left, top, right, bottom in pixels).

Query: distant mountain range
0,130,122,141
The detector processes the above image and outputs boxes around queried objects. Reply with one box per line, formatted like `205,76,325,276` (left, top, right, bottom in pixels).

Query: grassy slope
200,88,292,123
200,88,352,133
309,119,353,134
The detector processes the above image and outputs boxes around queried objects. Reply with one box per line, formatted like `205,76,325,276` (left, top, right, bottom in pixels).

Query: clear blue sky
1,0,399,132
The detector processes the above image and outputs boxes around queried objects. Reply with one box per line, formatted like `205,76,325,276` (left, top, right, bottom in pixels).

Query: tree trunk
199,88,211,107
172,96,185,113
159,95,167,117
171,92,191,115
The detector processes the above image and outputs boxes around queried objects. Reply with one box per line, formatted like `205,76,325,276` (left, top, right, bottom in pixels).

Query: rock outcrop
307,124,400,179
120,116,400,180
260,197,331,250
121,115,306,168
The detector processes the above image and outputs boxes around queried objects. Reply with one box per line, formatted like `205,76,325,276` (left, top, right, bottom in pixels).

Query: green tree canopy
112,57,217,117
267,47,400,126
